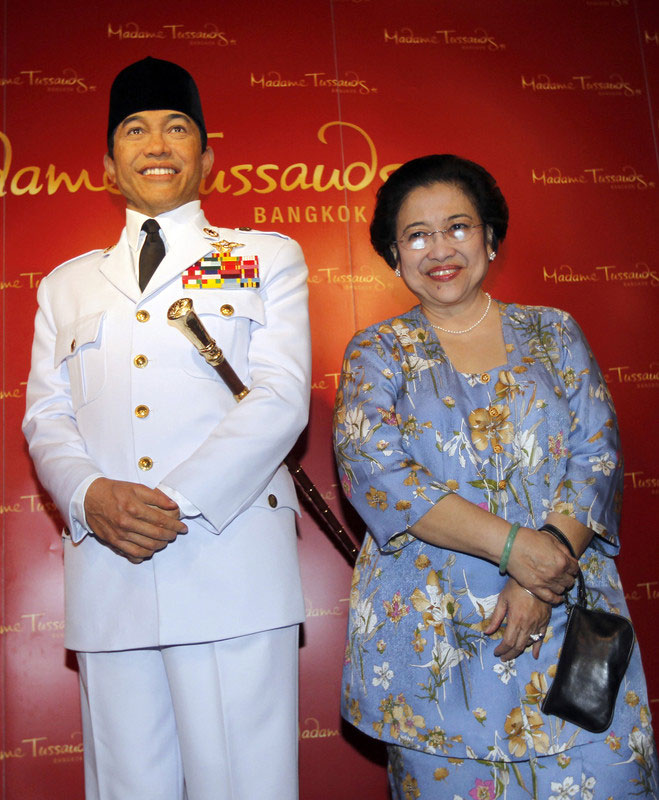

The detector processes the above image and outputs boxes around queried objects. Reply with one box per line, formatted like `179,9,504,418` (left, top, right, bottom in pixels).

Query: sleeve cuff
159,484,217,534
68,473,104,543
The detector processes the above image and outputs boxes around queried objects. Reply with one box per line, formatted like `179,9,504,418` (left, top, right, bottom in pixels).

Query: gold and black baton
167,297,359,565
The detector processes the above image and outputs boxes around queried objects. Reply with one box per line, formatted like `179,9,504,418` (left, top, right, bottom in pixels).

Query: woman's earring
488,251,496,262
394,267,401,277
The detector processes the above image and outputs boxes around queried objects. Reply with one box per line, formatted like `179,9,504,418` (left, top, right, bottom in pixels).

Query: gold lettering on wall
107,22,235,45
305,597,349,618
19,272,44,289
250,71,378,94
542,263,658,287
22,733,83,758
21,613,65,634
21,493,59,513
0,747,25,759
1,124,400,199
0,611,65,636
625,471,659,491
595,264,659,285
299,717,340,740
532,166,654,189
383,28,505,50
308,266,387,290
0,388,23,399
626,582,659,601
255,205,368,224
0,132,108,197
636,582,659,599
606,368,659,389
0,622,23,635
16,69,95,93
521,73,640,96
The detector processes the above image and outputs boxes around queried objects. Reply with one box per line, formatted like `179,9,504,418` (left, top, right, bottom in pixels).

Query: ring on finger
529,632,545,642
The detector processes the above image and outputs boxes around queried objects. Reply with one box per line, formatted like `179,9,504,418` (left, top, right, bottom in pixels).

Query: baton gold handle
167,298,249,400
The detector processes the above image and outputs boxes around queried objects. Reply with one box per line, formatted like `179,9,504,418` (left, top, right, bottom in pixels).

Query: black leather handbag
539,524,635,733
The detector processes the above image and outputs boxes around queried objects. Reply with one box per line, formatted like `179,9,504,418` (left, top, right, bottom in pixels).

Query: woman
333,155,657,799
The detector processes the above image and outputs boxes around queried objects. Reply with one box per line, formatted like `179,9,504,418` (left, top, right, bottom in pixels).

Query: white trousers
77,625,300,800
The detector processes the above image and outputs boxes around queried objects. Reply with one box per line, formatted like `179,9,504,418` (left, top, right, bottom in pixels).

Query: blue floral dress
333,302,657,799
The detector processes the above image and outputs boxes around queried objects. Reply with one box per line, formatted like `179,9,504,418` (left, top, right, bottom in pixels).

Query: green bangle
499,523,521,575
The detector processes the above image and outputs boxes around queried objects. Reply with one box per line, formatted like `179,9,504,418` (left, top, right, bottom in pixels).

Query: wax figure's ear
103,152,116,183
201,146,214,180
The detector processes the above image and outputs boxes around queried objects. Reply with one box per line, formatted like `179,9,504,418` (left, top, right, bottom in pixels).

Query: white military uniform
23,201,311,799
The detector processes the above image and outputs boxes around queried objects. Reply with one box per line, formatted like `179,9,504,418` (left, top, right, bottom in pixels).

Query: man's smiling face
104,108,213,216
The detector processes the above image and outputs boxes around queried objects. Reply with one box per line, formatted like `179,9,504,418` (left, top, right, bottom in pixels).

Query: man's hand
84,478,188,563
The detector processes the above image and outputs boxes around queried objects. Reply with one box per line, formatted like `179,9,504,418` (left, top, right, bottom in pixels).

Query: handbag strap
538,523,586,608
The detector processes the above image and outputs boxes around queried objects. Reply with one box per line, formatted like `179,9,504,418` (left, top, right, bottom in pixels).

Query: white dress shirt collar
125,201,202,276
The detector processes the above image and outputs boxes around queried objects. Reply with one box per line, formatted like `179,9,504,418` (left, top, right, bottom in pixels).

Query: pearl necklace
429,293,492,335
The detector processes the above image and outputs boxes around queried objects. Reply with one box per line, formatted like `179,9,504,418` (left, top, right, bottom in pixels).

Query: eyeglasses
395,223,485,251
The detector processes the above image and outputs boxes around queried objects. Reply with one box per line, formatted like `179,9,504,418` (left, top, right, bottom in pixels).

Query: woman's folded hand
485,578,552,661
505,527,578,604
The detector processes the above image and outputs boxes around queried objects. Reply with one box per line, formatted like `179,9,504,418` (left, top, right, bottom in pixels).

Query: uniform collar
126,200,203,253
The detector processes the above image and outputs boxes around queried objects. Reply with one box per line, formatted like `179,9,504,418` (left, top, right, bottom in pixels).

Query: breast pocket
54,311,106,411
180,291,265,381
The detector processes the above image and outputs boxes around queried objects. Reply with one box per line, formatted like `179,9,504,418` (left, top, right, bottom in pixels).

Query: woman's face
394,181,494,319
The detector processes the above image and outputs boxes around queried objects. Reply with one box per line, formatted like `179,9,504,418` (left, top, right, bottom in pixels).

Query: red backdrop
1,1,657,797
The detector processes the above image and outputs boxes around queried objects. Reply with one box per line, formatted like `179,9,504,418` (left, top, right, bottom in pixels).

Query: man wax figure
23,56,310,800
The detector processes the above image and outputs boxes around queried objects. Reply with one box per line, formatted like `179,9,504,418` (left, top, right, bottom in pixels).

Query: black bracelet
538,523,576,558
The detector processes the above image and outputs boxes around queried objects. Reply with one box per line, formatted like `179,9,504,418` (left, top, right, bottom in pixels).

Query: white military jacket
23,205,311,652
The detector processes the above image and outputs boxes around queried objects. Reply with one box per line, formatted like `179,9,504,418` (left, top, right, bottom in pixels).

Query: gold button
268,494,278,508
220,304,234,317
133,354,148,368
203,227,219,237
493,444,503,454
238,226,252,231
138,456,153,471
481,373,491,383
498,480,507,489
489,407,498,417
135,405,150,418
70,339,76,353
136,310,150,323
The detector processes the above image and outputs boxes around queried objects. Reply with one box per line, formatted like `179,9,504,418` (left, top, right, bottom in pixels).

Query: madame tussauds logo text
606,365,659,389
107,22,235,45
0,68,95,93
532,166,654,189
521,73,641,96
250,71,377,94
0,612,65,636
543,263,659,287
384,27,505,50
0,122,400,198
21,734,83,760
0,735,83,762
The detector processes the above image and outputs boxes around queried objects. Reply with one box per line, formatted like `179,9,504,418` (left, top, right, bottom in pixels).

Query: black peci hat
107,56,207,153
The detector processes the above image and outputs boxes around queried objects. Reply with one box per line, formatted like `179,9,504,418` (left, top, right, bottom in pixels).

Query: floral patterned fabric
386,736,656,800
334,303,656,793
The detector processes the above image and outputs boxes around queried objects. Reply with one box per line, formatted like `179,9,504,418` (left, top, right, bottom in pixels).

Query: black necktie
138,219,165,291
